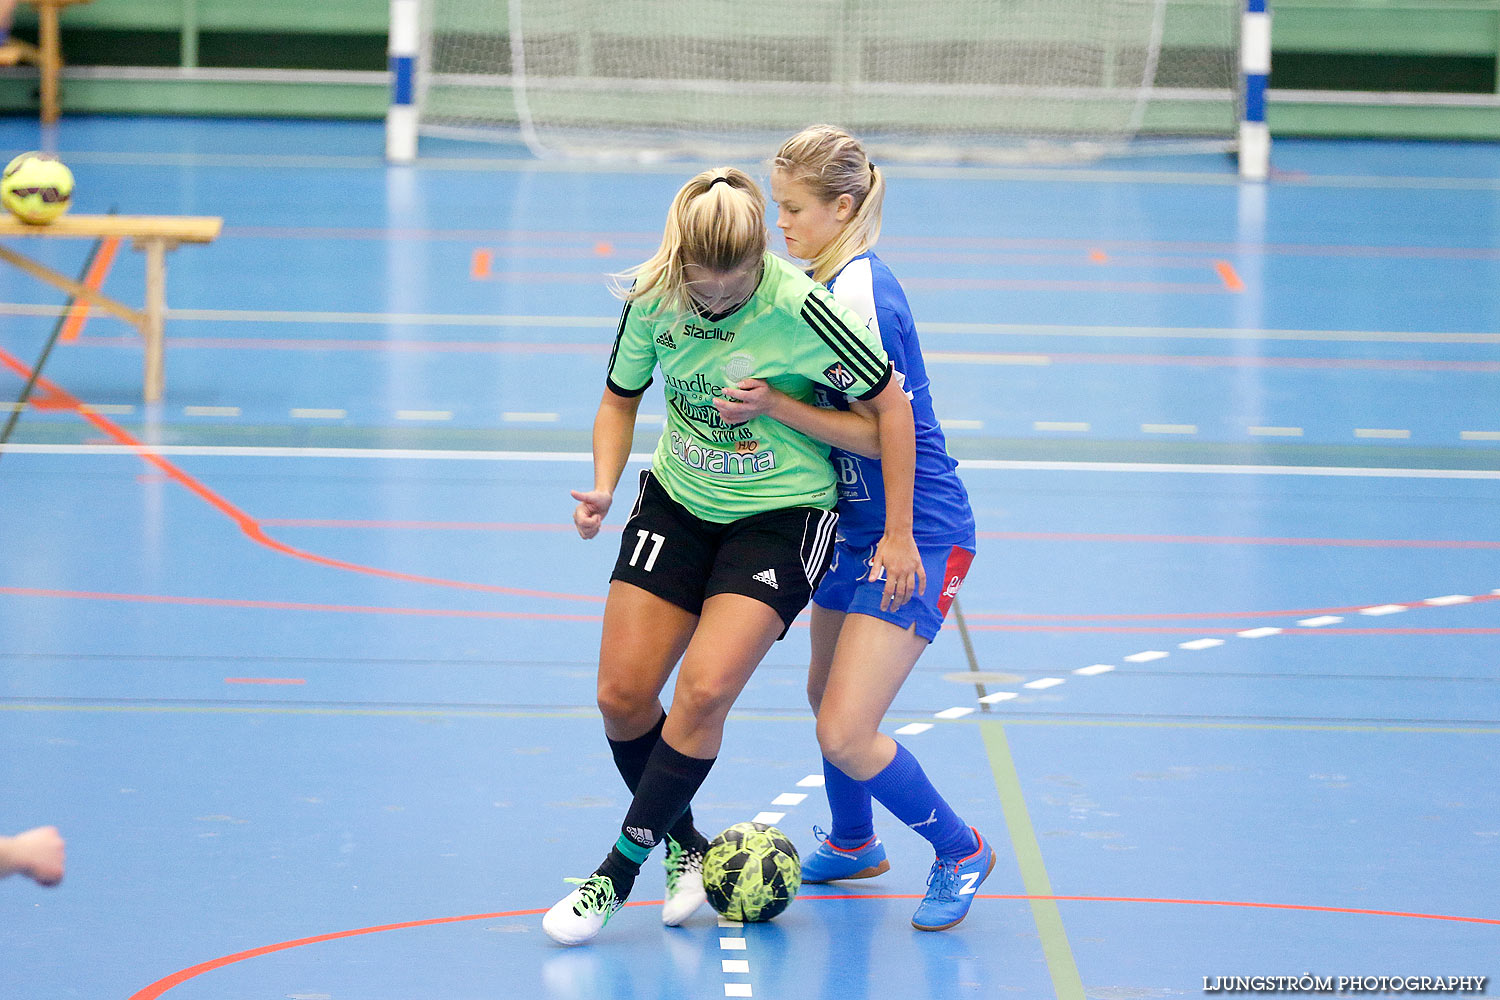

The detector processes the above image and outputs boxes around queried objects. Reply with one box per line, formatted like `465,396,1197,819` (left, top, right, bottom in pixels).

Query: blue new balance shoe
800,826,890,884
911,828,995,931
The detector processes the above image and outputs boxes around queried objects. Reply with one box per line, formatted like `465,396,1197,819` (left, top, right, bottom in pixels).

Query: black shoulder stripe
853,362,893,401
802,293,886,382
800,303,884,387
605,300,633,378
606,375,651,398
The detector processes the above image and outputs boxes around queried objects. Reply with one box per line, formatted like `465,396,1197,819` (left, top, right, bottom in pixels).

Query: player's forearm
873,392,917,537
592,394,639,494
766,393,880,458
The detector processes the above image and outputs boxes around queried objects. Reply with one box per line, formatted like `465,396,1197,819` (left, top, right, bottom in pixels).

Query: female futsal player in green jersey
543,167,923,945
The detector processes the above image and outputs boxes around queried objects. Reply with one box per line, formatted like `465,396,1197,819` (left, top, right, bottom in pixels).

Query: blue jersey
814,252,974,547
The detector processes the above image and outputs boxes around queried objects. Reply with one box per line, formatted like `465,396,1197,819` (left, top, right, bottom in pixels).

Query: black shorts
610,470,839,633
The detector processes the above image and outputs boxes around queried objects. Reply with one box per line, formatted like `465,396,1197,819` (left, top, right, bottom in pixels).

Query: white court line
795,774,824,788
1462,431,1500,441
1123,650,1169,662
979,691,1018,703
1073,664,1114,676
939,419,984,430
722,960,750,974
1179,638,1224,650
1424,595,1472,606
770,793,807,806
1359,604,1408,616
1237,627,1283,638
725,985,753,998
750,811,785,825
934,706,976,719
719,938,747,951
182,406,241,417
1022,678,1065,690
894,722,934,736
1298,616,1343,627
5,444,1500,480
1355,428,1411,440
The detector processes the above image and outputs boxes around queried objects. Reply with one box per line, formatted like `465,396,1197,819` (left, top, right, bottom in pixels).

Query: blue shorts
811,536,976,642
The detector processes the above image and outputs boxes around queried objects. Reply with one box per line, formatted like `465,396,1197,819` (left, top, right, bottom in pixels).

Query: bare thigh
661,593,786,758
596,580,698,740
816,613,930,780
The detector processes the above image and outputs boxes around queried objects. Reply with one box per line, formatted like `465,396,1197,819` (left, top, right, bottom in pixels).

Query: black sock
608,712,705,849
615,738,717,874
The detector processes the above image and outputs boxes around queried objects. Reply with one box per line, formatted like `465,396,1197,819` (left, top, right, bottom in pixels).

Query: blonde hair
773,124,884,285
615,167,768,315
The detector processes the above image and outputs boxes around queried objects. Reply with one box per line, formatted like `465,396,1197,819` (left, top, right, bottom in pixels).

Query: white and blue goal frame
385,0,1272,178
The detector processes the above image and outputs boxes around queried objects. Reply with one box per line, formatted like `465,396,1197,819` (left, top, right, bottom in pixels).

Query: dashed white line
79,403,135,415
1424,594,1472,606
1237,627,1283,639
979,691,1018,704
770,792,807,806
719,937,747,951
635,413,663,424
934,706,976,719
1298,615,1343,627
1022,677,1065,690
1355,428,1410,439
894,722,934,736
1142,423,1198,435
1359,604,1407,616
396,410,452,421
750,811,785,826
1179,638,1225,650
795,774,824,788
290,408,345,419
1073,664,1115,676
1461,430,1500,441
183,406,240,417
1249,426,1303,437
939,419,984,431
1124,650,1169,663
725,985,753,998
722,960,751,973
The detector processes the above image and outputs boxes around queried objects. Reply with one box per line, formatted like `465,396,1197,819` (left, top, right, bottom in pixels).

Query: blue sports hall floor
1,117,1497,999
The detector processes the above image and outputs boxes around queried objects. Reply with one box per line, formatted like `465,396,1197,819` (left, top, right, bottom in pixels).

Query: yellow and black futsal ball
703,821,801,922
1,152,74,225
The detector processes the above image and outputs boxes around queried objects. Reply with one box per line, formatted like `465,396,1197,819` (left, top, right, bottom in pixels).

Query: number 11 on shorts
630,530,666,571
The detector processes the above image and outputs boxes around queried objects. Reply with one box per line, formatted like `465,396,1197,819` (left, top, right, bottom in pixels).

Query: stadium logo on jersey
683,323,734,343
753,568,779,589
822,362,857,391
655,331,677,350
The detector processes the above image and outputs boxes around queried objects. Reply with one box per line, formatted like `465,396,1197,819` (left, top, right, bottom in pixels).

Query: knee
670,674,737,729
596,675,657,729
815,714,868,772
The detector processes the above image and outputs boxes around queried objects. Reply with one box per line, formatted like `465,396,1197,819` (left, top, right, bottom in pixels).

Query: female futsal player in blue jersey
716,125,992,931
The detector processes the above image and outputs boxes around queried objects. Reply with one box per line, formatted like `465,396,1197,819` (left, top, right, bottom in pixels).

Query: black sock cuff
652,738,716,781
607,710,667,753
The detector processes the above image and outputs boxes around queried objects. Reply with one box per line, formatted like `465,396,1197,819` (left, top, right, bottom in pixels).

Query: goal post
388,0,1270,177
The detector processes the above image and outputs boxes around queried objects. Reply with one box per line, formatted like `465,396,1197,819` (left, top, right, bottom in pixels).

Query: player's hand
869,532,925,612
570,488,612,540
713,379,776,426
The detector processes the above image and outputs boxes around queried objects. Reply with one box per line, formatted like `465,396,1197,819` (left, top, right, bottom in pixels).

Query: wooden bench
0,0,95,124
0,214,223,402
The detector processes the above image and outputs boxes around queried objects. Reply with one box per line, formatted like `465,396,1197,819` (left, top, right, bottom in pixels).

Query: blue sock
822,756,874,848
860,743,978,860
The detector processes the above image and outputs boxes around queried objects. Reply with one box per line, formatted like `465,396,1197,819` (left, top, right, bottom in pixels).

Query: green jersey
607,253,892,523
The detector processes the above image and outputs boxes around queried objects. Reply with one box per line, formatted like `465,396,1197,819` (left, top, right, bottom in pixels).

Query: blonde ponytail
614,167,768,314
773,124,884,285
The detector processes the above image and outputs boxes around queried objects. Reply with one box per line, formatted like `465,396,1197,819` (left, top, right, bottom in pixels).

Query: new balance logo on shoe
655,331,677,349
753,568,779,589
959,872,983,895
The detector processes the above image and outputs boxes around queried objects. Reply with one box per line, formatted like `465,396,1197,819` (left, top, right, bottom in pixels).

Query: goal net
415,0,1240,164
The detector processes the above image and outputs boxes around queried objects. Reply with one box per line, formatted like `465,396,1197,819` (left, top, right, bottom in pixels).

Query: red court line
1213,259,1245,292
127,893,1500,999
75,337,610,354
0,586,604,622
0,346,605,605
975,530,1500,549
58,236,122,343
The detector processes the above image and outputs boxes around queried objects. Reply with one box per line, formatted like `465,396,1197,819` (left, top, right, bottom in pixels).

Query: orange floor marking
59,236,122,343
469,248,492,280
1214,259,1245,291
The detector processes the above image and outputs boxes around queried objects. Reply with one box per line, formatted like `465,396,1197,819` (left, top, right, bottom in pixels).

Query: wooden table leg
38,0,60,125
141,238,168,403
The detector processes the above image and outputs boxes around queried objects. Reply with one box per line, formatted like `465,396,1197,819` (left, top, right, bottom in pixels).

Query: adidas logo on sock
753,568,779,589
625,826,655,846
655,331,676,349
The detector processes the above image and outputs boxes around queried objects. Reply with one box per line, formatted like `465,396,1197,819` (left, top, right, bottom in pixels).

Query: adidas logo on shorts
753,568,779,589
